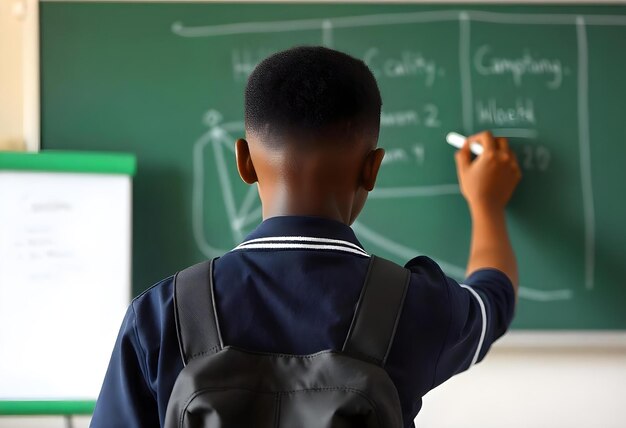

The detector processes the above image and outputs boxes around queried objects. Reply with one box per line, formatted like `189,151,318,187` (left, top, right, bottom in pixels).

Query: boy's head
244,46,382,146
235,46,385,225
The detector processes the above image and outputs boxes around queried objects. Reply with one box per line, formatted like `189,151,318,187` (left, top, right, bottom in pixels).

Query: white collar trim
233,236,369,257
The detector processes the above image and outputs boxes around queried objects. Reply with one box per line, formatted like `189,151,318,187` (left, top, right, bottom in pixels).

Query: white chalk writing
476,98,535,127
522,144,551,171
363,48,443,86
232,48,272,81
381,105,441,128
381,110,419,127
474,45,567,89
381,144,425,166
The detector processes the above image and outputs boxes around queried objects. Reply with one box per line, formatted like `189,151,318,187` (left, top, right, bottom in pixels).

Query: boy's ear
361,148,385,192
235,138,258,184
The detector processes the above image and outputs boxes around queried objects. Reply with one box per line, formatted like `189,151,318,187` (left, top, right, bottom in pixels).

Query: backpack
164,255,410,428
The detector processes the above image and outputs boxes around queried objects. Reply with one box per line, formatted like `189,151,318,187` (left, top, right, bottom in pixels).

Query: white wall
0,0,25,151
416,343,626,428
1,1,625,427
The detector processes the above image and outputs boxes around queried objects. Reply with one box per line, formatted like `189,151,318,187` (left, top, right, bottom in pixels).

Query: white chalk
446,132,484,156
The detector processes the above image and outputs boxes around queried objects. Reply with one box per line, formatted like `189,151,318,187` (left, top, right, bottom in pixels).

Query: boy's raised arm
454,130,521,300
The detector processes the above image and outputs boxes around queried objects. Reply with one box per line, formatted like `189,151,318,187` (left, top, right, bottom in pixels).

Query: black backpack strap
342,255,411,366
173,258,223,366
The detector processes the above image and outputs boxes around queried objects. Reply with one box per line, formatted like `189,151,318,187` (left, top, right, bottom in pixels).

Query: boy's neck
260,184,354,225
243,134,377,227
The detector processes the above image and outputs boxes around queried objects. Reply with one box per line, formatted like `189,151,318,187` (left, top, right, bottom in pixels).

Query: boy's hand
455,131,521,211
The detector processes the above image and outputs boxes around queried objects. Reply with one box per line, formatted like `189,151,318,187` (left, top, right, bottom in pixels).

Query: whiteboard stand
0,151,136,417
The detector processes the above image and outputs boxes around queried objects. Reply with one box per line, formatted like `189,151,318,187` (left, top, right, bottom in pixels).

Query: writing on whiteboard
232,48,271,81
474,45,568,89
232,47,445,86
176,9,601,301
363,48,443,86
380,144,425,166
381,110,419,127
476,98,535,127
381,104,441,128
522,144,551,172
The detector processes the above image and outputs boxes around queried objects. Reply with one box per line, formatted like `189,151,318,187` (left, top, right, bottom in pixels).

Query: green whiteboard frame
0,150,136,175
0,151,134,416
0,401,95,416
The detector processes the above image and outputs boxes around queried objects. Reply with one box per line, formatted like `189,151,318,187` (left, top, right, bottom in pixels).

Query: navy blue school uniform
91,216,515,428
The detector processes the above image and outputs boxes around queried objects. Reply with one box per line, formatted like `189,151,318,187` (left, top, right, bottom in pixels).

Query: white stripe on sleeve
460,284,487,367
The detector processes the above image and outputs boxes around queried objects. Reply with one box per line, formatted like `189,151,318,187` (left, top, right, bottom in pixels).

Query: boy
92,46,520,427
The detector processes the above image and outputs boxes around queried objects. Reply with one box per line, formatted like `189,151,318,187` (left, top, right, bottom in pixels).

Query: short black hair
245,46,382,146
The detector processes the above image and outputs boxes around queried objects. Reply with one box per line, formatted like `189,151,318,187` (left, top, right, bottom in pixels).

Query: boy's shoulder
132,274,175,309
130,275,177,343
129,252,236,317
129,252,451,313
129,252,512,316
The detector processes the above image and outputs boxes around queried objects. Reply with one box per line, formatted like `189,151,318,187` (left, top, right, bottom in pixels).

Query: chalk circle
203,109,223,127
171,21,184,33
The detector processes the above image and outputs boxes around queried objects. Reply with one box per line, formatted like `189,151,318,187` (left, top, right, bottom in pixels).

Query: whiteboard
0,171,131,400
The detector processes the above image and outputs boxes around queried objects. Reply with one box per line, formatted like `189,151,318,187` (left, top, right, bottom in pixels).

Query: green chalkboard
40,2,626,330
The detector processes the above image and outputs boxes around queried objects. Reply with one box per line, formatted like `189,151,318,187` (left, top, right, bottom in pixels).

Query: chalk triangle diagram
192,117,261,257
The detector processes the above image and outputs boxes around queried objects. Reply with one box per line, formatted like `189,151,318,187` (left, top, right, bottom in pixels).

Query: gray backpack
164,255,410,428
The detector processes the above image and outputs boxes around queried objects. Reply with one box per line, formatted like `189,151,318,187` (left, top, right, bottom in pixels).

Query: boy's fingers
511,152,522,179
496,137,512,161
482,131,497,152
468,130,496,153
455,140,472,171
496,137,509,152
